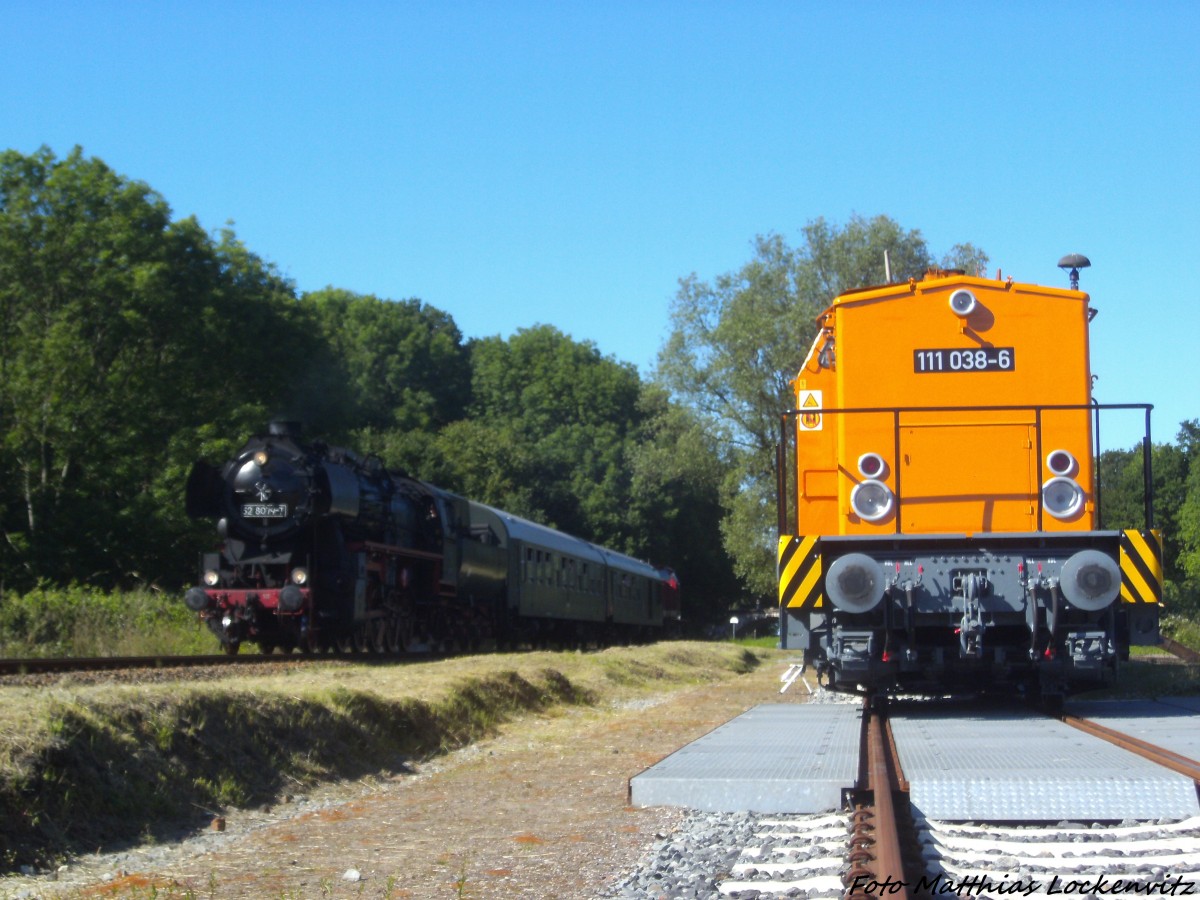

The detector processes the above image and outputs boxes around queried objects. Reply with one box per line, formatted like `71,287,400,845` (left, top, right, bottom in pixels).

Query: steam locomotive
184,423,679,654
776,262,1163,698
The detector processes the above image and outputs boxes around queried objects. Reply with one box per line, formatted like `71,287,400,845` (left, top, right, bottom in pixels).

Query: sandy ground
7,655,810,899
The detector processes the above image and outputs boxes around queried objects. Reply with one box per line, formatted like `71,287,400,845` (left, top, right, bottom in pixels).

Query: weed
453,855,471,899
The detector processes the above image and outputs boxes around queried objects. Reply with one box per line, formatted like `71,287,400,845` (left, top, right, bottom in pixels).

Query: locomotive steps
0,642,765,875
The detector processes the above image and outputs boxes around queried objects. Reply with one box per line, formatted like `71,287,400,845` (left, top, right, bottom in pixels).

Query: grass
735,635,781,649
1163,613,1200,650
0,641,769,877
1076,654,1200,699
0,586,213,658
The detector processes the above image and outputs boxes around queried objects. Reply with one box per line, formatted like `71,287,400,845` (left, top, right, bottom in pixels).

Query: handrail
776,402,1154,536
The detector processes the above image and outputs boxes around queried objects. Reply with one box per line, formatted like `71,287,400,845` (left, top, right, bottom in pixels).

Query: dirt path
32,656,808,899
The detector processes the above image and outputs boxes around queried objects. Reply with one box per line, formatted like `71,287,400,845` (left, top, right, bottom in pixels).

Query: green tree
445,325,642,546
428,333,736,627
1098,423,1197,595
0,147,311,588
1171,422,1200,614
627,385,740,625
657,215,988,599
302,288,470,439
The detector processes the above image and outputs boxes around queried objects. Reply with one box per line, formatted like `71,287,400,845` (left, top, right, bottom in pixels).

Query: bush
1163,614,1200,651
0,585,211,657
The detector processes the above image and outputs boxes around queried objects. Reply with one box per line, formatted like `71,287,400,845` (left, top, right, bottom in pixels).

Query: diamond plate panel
629,703,861,813
1066,697,1200,766
892,708,1200,821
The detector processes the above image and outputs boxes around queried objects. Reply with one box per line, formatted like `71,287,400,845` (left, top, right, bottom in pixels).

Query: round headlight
1046,449,1077,477
290,567,308,586
254,450,269,467
203,569,221,587
949,289,977,316
1042,476,1085,520
851,480,894,522
857,452,888,479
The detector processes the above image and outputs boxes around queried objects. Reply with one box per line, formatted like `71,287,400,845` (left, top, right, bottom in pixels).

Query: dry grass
0,642,765,874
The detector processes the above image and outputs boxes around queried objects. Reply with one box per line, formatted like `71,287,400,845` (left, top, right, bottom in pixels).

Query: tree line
1,146,1197,627
0,147,740,625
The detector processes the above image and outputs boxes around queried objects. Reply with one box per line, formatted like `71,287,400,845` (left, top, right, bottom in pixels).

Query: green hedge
0,585,211,657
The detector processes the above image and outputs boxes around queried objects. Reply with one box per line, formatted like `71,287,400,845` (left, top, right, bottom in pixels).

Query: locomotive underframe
189,536,472,654
783,532,1153,697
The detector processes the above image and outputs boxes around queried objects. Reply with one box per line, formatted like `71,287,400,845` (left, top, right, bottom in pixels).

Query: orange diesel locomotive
776,263,1162,697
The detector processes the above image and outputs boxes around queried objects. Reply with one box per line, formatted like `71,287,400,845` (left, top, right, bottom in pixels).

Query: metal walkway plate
629,703,861,813
892,706,1200,821
1066,696,1200,765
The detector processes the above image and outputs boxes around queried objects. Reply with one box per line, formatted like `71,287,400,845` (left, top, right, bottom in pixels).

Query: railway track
0,653,300,677
4,632,1195,681
618,686,1200,899
1163,636,1200,665
0,649,451,684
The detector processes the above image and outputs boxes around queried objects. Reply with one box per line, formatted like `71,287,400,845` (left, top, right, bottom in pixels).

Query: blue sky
5,1,1198,450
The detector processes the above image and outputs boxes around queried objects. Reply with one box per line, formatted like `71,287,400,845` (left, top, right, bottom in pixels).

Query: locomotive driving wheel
384,616,404,653
367,617,390,654
384,589,414,653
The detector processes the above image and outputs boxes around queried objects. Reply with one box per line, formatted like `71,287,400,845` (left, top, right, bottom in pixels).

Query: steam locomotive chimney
1057,253,1090,291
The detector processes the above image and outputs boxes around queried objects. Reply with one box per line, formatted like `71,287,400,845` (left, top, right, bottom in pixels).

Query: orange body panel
793,273,1095,537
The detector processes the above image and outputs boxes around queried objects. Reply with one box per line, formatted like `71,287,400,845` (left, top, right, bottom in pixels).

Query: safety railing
776,402,1154,537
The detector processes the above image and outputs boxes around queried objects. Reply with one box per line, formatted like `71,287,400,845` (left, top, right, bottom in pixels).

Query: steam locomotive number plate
242,503,289,518
913,347,1015,373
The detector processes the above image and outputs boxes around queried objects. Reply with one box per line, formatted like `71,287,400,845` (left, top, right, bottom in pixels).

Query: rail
0,651,445,679
1163,637,1200,665
1061,714,1200,784
846,696,909,899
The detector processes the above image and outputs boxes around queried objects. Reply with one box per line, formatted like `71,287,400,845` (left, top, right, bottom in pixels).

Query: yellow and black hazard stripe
778,535,823,610
1120,529,1163,605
